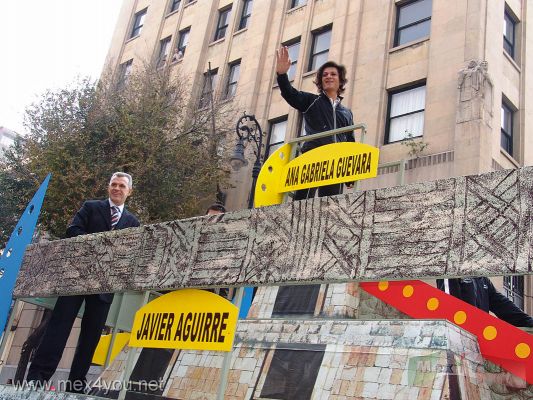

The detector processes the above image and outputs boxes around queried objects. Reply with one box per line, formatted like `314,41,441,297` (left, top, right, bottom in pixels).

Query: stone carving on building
457,60,494,125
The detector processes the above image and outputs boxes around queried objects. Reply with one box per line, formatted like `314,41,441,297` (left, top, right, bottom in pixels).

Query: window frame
157,36,172,67
289,0,307,9
214,6,232,42
265,116,288,159
130,8,147,39
283,37,301,81
118,59,133,87
385,81,426,144
307,25,332,72
198,68,218,109
168,0,181,13
503,8,517,59
501,99,514,156
504,276,524,310
238,0,253,30
224,60,241,99
393,0,432,47
173,27,190,62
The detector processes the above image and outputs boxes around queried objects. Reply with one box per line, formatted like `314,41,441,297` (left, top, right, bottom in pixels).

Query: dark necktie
111,206,120,229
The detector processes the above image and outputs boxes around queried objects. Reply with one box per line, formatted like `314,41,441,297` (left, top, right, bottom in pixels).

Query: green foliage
400,130,428,158
0,66,233,242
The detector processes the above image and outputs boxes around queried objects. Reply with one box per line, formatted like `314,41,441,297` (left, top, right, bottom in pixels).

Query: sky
0,0,123,135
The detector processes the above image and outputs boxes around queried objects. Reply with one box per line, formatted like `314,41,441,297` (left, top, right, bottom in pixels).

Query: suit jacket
66,199,140,302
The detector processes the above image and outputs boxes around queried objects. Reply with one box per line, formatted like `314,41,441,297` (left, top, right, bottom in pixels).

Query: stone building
102,0,531,328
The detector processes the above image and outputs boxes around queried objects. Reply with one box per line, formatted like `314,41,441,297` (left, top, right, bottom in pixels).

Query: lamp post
230,112,264,209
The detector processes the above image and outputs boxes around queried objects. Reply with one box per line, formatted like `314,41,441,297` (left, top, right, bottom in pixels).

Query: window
501,100,514,155
130,8,147,38
308,27,331,72
266,117,287,158
118,59,133,87
394,0,432,46
504,9,517,58
214,6,232,41
386,84,426,143
157,36,172,67
169,0,181,13
504,276,524,310
284,39,300,81
289,0,307,9
259,345,325,400
238,0,253,30
199,69,218,108
224,61,240,99
173,28,190,62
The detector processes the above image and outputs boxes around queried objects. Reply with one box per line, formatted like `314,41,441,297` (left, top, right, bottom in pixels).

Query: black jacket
66,199,140,302
437,277,533,327
277,73,355,153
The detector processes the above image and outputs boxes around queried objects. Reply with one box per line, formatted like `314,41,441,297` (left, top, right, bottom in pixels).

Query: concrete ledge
14,167,533,298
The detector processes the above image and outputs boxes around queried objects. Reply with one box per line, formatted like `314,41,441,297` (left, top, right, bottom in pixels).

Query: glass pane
270,120,287,144
504,13,515,43
501,105,512,133
138,12,146,28
398,0,432,28
390,86,426,117
287,42,300,61
229,63,240,83
291,0,307,8
398,19,431,45
220,9,231,26
314,29,331,54
389,111,424,142
310,51,328,72
267,141,284,157
287,42,300,80
243,0,253,16
179,30,189,48
501,131,512,154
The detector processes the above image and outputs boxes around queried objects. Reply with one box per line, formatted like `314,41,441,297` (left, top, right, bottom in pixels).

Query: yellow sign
254,142,379,207
254,143,293,208
280,142,379,193
92,332,130,365
129,290,239,352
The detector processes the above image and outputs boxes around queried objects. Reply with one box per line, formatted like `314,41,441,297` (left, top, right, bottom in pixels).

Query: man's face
321,67,340,94
108,176,132,206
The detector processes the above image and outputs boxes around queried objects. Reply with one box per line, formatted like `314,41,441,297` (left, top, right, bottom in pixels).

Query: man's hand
276,46,291,75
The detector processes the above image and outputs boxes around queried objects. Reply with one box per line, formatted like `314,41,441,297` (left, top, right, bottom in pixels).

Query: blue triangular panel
0,174,51,333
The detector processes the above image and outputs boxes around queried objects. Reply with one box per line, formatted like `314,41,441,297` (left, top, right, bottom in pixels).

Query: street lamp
230,112,264,209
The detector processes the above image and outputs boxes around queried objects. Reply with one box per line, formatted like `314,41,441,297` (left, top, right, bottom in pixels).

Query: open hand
276,46,291,75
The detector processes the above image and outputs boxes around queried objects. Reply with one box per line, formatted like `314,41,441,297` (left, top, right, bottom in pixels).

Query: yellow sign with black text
129,290,238,352
279,142,379,193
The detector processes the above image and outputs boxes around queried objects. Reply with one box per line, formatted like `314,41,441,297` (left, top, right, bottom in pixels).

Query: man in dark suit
27,172,140,393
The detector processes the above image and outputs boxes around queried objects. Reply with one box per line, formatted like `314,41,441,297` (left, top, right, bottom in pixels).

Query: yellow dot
515,343,531,359
403,285,414,298
427,298,439,311
454,311,467,325
483,326,497,341
378,281,389,291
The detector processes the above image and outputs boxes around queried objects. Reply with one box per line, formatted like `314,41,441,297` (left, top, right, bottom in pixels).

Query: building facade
104,0,531,314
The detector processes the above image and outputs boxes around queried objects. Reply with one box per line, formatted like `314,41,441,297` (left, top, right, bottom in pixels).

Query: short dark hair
313,61,348,95
206,203,226,214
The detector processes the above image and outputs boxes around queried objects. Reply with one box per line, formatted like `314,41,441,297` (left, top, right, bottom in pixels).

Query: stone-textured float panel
14,168,533,298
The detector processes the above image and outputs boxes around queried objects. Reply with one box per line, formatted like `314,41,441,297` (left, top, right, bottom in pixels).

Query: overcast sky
0,0,123,135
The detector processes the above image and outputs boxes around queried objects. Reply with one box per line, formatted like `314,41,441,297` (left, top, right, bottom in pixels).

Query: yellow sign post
255,142,379,207
129,289,239,352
